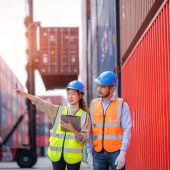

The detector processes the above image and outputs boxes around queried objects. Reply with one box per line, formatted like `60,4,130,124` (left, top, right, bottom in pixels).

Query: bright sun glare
0,0,80,97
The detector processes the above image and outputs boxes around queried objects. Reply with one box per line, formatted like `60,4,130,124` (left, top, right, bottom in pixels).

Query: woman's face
67,89,81,105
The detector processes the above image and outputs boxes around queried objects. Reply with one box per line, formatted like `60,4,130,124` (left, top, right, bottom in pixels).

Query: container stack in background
32,25,79,90
36,95,66,156
81,0,170,169
80,0,118,103
0,56,67,157
0,56,28,149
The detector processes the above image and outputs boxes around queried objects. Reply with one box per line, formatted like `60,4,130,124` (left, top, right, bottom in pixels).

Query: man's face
97,85,112,98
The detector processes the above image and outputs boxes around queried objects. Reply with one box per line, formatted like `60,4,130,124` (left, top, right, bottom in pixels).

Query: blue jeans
93,150,125,170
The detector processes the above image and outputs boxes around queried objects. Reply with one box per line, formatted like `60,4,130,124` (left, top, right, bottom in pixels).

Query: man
87,71,132,170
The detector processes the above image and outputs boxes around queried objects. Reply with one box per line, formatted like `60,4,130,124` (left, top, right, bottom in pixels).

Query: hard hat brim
94,79,101,85
66,87,84,94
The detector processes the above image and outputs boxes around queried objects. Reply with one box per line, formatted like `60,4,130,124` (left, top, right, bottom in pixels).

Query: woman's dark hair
79,97,90,114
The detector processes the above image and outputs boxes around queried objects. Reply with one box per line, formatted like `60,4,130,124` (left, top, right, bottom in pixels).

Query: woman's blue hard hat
66,80,85,93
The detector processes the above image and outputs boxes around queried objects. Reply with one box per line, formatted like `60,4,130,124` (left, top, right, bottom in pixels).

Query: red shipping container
121,1,170,170
7,113,13,128
37,27,79,75
0,127,9,140
119,0,165,61
36,112,50,125
12,132,18,146
33,26,79,89
36,135,49,147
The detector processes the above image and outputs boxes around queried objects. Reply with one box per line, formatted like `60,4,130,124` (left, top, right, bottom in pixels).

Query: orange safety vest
90,97,124,152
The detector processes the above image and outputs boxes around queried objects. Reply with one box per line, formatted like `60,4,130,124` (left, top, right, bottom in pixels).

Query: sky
0,0,81,97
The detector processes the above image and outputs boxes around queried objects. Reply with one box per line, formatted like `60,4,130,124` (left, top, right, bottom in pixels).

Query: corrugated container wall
121,1,170,170
120,0,159,60
0,56,28,147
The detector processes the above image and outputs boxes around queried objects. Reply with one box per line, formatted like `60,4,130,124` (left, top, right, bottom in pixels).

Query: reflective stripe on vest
81,111,87,128
90,97,124,152
90,98,97,128
50,146,83,153
90,98,123,126
50,133,76,140
48,107,87,164
50,110,87,139
93,122,120,128
51,106,64,137
117,98,124,126
93,135,123,140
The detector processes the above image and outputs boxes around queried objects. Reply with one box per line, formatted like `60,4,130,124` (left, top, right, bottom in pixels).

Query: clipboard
61,115,81,132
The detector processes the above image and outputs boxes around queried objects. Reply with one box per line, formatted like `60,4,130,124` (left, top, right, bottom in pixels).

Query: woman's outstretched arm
14,86,59,119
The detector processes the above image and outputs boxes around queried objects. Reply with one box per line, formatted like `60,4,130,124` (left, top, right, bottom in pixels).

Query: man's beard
97,91,110,98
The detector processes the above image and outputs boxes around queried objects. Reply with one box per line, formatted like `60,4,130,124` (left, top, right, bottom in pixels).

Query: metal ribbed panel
121,1,170,170
120,0,156,58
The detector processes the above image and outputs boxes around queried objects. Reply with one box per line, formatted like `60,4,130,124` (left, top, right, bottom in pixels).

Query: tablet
61,115,81,132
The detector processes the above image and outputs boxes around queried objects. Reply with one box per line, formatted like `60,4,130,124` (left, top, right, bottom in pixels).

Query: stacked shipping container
38,27,79,75
0,56,28,160
80,0,118,102
32,25,79,90
120,0,170,169
0,56,67,158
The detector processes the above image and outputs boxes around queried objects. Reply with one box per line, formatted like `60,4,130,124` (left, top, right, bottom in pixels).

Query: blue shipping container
0,107,8,126
97,0,117,73
36,124,50,135
0,91,8,109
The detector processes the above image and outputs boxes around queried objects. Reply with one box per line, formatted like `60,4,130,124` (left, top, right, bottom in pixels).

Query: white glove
87,152,93,168
115,151,126,169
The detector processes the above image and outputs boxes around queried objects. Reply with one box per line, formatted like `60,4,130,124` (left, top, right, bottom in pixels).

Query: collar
100,93,116,104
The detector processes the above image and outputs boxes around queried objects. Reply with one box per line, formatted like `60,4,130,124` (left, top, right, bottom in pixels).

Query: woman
14,80,91,170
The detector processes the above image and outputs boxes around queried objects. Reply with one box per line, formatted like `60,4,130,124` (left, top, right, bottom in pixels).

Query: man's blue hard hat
66,80,85,93
95,71,118,86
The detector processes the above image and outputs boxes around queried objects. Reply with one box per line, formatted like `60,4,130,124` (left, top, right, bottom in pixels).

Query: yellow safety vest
47,106,88,164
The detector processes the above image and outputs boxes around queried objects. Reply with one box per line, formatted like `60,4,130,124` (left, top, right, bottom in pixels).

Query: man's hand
87,152,93,168
115,151,126,169
76,133,87,144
